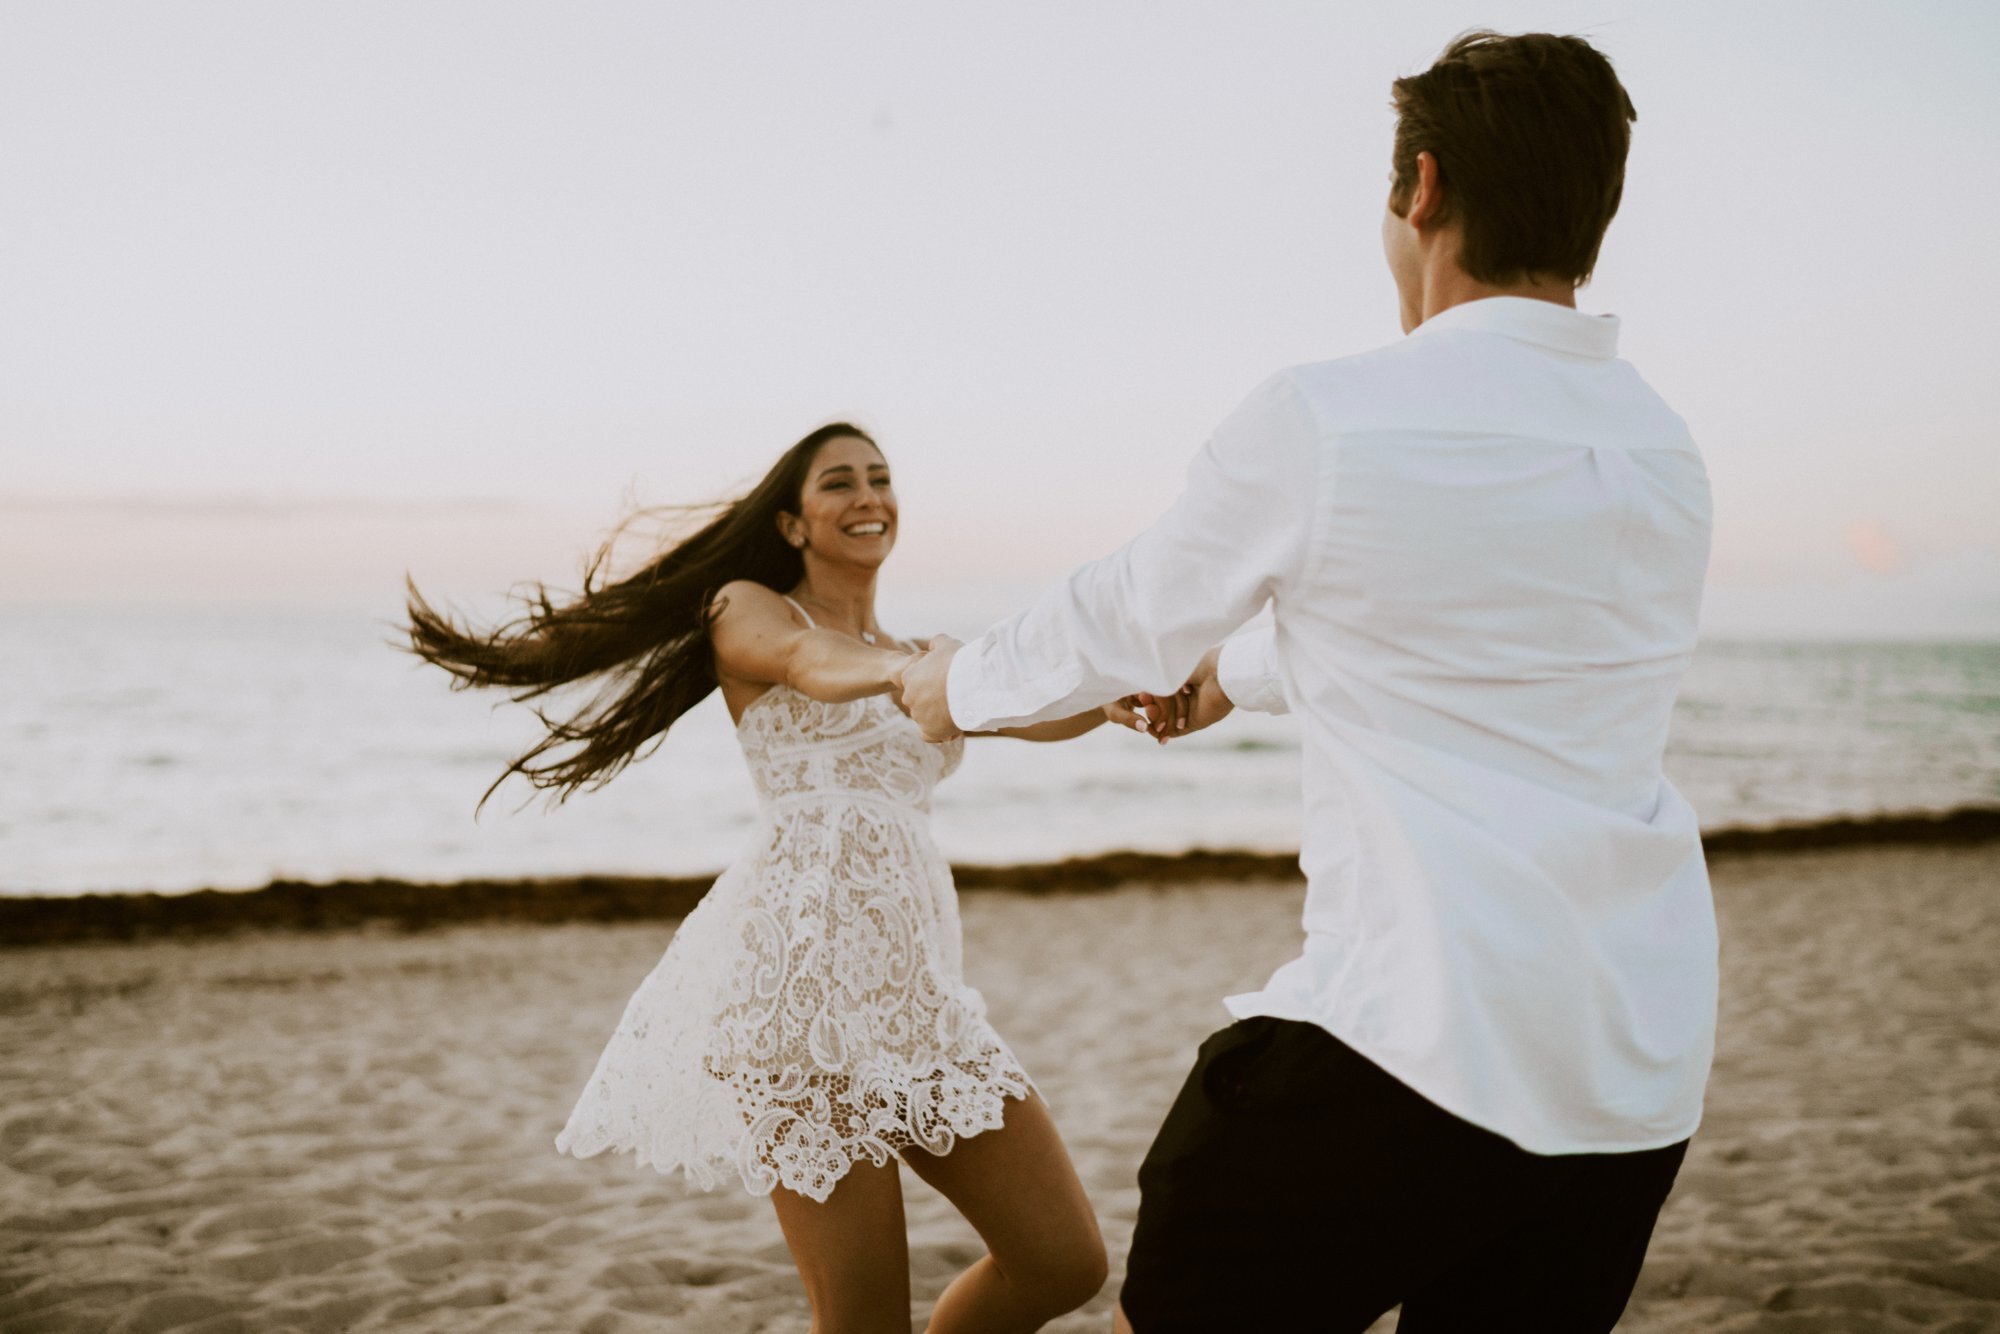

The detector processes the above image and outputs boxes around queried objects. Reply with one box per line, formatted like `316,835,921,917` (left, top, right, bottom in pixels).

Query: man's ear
1407,151,1444,230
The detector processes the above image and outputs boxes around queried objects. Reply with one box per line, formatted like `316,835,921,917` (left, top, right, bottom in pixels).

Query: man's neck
1409,268,1577,331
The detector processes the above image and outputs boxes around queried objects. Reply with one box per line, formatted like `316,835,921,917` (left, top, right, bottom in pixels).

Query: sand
2,842,1997,1332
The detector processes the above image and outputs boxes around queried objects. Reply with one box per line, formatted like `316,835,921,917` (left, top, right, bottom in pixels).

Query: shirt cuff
944,635,993,733
943,629,1089,733
1215,626,1288,715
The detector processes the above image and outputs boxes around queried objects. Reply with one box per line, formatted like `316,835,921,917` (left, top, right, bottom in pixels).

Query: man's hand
1114,645,1234,744
897,635,964,742
1180,646,1236,735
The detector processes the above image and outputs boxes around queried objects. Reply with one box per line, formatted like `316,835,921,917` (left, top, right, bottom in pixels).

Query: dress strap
780,594,817,628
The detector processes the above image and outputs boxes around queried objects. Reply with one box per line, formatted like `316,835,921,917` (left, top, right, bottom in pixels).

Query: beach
4,840,1997,1332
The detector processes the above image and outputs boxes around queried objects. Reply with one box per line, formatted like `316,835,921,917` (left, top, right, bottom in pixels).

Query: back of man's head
1389,31,1637,289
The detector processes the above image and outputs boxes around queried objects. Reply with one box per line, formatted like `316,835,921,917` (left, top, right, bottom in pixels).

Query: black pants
1120,1017,1688,1333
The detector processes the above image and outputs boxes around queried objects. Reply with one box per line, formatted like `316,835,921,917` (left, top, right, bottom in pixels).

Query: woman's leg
900,1091,1110,1334
768,1159,913,1334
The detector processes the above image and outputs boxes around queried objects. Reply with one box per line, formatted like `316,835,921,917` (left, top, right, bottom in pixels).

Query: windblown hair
403,422,874,812
1390,30,1637,287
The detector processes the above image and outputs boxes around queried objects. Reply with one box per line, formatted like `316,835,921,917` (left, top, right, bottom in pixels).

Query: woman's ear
777,512,807,550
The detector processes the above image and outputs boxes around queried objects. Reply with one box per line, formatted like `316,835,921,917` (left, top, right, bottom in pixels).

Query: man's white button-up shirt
945,295,1716,1153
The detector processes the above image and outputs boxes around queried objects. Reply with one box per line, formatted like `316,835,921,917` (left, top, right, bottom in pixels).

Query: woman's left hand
1108,686,1195,744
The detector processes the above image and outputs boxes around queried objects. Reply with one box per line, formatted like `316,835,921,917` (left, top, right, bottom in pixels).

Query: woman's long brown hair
402,423,874,812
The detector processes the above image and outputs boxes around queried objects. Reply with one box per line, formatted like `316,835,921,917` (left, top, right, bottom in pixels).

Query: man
898,29,1714,1333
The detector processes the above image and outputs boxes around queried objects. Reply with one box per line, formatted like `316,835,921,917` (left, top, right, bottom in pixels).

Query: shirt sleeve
945,371,1320,731
1215,623,1290,715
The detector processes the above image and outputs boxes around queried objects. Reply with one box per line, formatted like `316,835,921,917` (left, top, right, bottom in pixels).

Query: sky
4,0,1998,637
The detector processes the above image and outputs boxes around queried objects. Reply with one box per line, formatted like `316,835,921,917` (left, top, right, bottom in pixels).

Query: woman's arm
975,708,1115,743
709,580,911,703
976,690,1195,742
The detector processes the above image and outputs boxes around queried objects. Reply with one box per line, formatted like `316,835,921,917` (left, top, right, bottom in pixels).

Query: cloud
1702,549,2000,640
0,494,599,612
1843,519,1904,575
0,494,532,521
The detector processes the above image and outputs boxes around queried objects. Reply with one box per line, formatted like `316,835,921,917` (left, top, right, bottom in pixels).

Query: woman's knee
1057,1239,1112,1311
1013,1231,1110,1317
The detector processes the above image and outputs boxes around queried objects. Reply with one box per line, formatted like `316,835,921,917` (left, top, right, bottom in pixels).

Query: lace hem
554,1044,1036,1203
552,815,1039,1204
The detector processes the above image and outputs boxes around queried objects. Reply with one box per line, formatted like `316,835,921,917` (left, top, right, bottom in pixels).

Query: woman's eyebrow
814,463,889,481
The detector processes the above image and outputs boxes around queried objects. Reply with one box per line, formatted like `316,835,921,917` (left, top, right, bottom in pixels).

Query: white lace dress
553,671,1035,1203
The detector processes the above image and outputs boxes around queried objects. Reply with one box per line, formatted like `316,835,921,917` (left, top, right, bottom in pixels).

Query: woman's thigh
898,1091,1105,1277
768,1159,912,1332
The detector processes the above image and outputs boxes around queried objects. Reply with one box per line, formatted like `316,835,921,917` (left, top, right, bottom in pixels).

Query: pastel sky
4,1,1997,637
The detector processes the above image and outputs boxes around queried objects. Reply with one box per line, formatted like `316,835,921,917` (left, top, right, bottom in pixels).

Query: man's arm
1121,625,1286,743
902,372,1321,738
1212,623,1289,716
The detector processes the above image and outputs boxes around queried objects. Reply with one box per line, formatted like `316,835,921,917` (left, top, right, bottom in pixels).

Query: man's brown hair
1390,30,1637,287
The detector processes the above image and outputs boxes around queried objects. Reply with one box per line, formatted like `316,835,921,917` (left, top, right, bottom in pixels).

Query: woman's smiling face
785,434,897,567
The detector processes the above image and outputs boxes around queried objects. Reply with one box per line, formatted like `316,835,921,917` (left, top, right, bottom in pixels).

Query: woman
405,423,1120,1333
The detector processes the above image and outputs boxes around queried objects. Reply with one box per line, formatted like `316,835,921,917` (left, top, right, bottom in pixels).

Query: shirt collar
1408,295,1619,360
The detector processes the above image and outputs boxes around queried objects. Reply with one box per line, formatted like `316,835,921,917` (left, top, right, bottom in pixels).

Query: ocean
2,605,1996,897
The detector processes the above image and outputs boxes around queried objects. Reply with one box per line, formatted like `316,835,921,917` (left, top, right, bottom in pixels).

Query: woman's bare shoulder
710,580,801,626
708,580,814,691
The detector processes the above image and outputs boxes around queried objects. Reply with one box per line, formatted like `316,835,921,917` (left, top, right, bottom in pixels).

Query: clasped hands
891,639,1233,745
